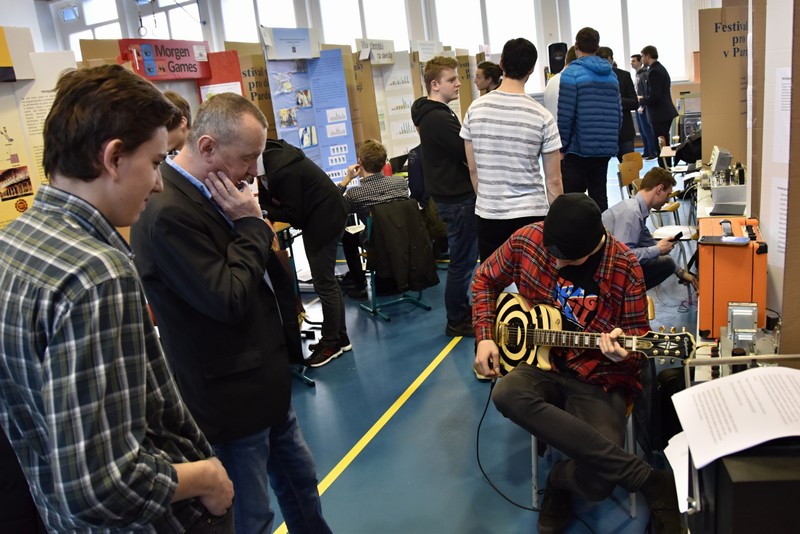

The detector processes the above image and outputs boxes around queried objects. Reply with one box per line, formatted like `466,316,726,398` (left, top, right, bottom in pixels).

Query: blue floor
270,156,697,533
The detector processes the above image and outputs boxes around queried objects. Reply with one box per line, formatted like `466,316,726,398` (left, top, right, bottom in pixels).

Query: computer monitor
709,145,732,173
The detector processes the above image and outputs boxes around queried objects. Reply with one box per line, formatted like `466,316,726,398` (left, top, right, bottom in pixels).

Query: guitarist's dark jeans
492,363,653,501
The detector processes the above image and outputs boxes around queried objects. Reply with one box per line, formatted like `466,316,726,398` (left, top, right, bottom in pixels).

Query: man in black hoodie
411,56,478,338
258,139,350,367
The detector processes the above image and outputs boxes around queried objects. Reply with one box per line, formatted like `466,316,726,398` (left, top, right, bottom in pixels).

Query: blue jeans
213,407,331,534
636,109,658,157
435,196,478,325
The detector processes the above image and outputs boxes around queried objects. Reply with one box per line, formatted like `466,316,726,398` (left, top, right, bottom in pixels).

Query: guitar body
494,293,562,375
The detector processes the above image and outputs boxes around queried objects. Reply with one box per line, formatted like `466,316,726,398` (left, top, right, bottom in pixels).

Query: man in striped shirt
0,65,233,532
461,37,563,261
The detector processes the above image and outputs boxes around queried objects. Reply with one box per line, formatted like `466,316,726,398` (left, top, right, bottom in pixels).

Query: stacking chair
359,199,439,322
530,297,656,515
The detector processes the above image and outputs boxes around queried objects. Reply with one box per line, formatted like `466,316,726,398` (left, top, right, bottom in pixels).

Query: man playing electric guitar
472,193,685,534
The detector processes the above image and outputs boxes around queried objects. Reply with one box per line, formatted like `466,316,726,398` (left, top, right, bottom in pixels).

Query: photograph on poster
1,166,33,201
279,107,298,127
295,89,312,108
299,126,318,147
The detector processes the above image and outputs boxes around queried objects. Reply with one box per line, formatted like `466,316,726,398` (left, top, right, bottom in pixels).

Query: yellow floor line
273,336,463,534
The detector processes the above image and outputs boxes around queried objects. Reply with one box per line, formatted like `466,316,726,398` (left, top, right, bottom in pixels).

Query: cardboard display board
352,54,382,146
699,7,748,164
0,27,35,82
224,41,277,140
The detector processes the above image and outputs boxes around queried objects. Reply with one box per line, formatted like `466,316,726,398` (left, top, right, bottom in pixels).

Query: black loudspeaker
548,43,569,75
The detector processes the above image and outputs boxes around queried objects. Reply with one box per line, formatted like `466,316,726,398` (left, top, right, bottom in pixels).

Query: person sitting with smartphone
602,167,698,290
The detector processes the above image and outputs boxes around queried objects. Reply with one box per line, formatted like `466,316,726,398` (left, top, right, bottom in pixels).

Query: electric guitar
493,293,695,376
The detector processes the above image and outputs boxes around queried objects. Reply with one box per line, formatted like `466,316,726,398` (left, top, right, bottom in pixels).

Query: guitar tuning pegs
681,327,686,332
658,357,666,365
670,327,676,333
658,326,665,333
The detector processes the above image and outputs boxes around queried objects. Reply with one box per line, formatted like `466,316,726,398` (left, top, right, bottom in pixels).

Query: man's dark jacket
640,61,678,123
131,162,302,445
613,66,638,144
410,97,474,204
258,139,348,251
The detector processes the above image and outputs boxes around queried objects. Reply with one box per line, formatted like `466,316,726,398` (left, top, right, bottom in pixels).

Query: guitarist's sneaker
445,320,475,337
640,469,687,534
538,470,572,534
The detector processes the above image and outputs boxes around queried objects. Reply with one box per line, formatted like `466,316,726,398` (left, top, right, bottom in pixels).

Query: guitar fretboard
499,324,637,351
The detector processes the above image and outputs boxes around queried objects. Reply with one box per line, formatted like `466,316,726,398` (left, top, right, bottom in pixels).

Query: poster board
1,51,76,228
699,7,748,163
374,51,419,159
266,48,357,182
197,50,243,102
0,27,35,81
352,53,382,146
117,38,211,81
322,44,363,146
224,41,277,140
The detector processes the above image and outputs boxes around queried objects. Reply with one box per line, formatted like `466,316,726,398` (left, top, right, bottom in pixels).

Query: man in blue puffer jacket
557,27,622,212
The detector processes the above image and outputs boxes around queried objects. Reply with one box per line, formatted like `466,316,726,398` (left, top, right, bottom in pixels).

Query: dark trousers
492,364,652,501
305,230,347,342
561,154,612,212
651,117,675,168
642,255,676,290
476,215,544,262
341,230,367,286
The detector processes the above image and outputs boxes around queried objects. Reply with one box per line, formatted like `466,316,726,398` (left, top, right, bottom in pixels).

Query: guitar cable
476,381,597,534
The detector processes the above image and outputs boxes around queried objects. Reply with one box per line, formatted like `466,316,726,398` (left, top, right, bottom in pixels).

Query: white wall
758,0,794,312
0,0,46,51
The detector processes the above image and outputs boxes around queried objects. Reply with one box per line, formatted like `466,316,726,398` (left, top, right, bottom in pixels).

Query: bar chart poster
378,51,419,158
308,48,357,182
266,49,355,182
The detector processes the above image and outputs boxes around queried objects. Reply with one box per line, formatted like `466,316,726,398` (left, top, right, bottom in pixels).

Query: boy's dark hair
423,56,459,94
575,27,600,55
640,167,676,191
500,38,538,80
631,53,642,62
597,46,614,62
163,90,192,129
477,61,503,85
358,139,388,174
641,45,659,60
43,64,180,182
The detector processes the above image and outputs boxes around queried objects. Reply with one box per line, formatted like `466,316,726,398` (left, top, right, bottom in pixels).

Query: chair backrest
621,151,643,170
618,161,641,199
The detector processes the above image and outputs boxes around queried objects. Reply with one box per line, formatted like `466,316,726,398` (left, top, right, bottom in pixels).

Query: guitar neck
523,328,637,352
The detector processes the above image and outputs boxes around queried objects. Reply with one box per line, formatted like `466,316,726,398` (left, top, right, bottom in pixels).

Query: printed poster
266,48,356,183
1,51,75,228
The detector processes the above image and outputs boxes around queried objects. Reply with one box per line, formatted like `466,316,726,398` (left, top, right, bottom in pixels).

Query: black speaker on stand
548,42,568,75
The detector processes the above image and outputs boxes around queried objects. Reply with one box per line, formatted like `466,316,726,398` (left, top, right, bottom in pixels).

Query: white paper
663,432,690,513
672,366,800,468
772,68,791,164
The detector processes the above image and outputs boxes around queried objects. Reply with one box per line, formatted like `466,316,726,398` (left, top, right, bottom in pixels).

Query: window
222,0,258,42
627,0,686,80
82,0,117,26
319,0,362,46
435,0,484,54
363,0,409,51
567,0,624,69
167,3,203,41
485,0,541,92
256,0,296,29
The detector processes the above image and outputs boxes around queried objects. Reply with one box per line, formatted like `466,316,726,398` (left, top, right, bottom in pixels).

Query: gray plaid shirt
340,172,409,215
0,185,211,532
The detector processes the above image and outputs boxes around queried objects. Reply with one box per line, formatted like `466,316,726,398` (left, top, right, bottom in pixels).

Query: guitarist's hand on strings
599,328,629,362
475,340,501,378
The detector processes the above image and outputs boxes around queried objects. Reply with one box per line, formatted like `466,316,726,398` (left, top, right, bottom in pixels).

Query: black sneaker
640,469,687,534
538,476,572,534
304,343,342,368
309,334,352,353
445,320,475,338
336,272,358,289
347,286,368,300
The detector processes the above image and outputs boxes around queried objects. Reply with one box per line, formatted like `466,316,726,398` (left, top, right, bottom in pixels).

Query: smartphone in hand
669,231,683,241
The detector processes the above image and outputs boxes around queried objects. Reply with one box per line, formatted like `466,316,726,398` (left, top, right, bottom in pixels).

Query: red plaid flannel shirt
472,223,651,399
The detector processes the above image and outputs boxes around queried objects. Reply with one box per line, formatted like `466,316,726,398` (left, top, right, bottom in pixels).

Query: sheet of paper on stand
671,366,800,469
663,432,690,513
